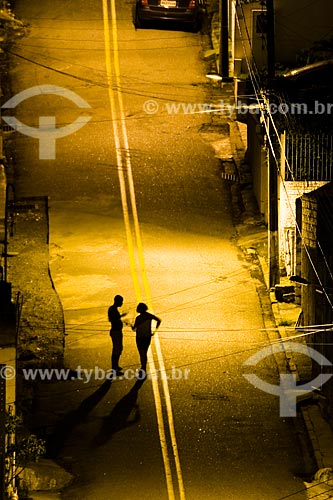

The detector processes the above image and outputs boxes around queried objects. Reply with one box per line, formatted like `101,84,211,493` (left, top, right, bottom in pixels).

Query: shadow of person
92,378,146,447
47,378,112,458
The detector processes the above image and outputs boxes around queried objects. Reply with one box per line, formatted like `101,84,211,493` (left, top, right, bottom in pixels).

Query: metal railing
285,133,333,181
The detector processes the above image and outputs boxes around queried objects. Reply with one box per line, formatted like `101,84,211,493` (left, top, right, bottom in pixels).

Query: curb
302,406,325,470
256,237,333,473
226,120,333,492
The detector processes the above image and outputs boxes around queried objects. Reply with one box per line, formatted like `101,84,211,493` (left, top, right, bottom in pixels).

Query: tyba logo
1,85,91,160
243,342,332,417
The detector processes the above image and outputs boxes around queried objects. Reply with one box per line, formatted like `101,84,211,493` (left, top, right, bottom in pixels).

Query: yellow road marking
102,1,185,499
152,334,186,500
109,0,151,300
102,0,141,300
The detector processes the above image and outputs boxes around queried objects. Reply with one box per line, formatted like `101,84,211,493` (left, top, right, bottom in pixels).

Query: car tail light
189,0,195,8
140,0,148,5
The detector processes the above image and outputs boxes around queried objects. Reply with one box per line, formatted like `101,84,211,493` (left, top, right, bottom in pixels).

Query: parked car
134,0,202,31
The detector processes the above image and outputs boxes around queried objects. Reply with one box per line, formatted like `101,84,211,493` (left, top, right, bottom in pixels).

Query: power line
10,324,332,405
235,2,333,284
277,479,333,500
234,4,333,312
18,40,201,51
264,102,333,296
6,48,204,102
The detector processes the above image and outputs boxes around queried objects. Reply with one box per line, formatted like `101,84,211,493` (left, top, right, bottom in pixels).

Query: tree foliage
297,36,333,65
5,412,46,489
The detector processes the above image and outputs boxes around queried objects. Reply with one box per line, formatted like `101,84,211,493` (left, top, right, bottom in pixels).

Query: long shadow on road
47,378,113,458
91,378,146,448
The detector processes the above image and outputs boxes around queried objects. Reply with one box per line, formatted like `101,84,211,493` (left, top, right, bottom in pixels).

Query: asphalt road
7,0,313,499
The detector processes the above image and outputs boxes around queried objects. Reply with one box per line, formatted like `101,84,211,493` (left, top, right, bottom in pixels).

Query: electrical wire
264,101,333,293
278,0,325,18
18,40,201,51
277,479,333,500
9,322,331,404
3,9,331,499
8,335,301,376
234,3,333,312
6,48,207,104
8,0,332,366
236,3,333,282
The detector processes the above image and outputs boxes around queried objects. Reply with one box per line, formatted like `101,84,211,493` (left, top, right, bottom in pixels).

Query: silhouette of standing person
108,295,127,376
132,303,161,378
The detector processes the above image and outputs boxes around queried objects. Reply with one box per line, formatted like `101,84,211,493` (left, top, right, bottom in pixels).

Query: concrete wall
234,2,266,74
279,180,328,274
0,163,5,246
245,119,329,275
0,345,16,410
300,194,318,326
300,186,333,425
246,115,268,220
246,117,328,276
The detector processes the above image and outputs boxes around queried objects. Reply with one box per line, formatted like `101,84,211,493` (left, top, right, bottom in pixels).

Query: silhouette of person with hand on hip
108,295,127,376
132,302,161,378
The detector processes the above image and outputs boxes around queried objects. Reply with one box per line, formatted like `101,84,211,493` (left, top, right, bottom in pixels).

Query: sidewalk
8,196,65,370
205,8,333,485
227,112,333,498
6,197,69,499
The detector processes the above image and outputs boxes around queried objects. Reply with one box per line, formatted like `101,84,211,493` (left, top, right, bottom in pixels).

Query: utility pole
3,183,15,284
0,371,5,500
267,110,279,288
266,0,275,82
219,0,230,79
266,0,279,288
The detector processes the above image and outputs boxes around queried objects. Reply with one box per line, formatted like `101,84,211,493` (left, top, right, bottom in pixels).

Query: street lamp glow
205,72,223,82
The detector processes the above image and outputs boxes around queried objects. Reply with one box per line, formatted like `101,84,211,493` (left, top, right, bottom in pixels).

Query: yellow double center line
102,2,185,499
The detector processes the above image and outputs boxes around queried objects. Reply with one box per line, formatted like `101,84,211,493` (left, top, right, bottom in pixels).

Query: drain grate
1,124,14,133
192,393,229,401
14,203,40,212
12,197,47,212
221,172,239,182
